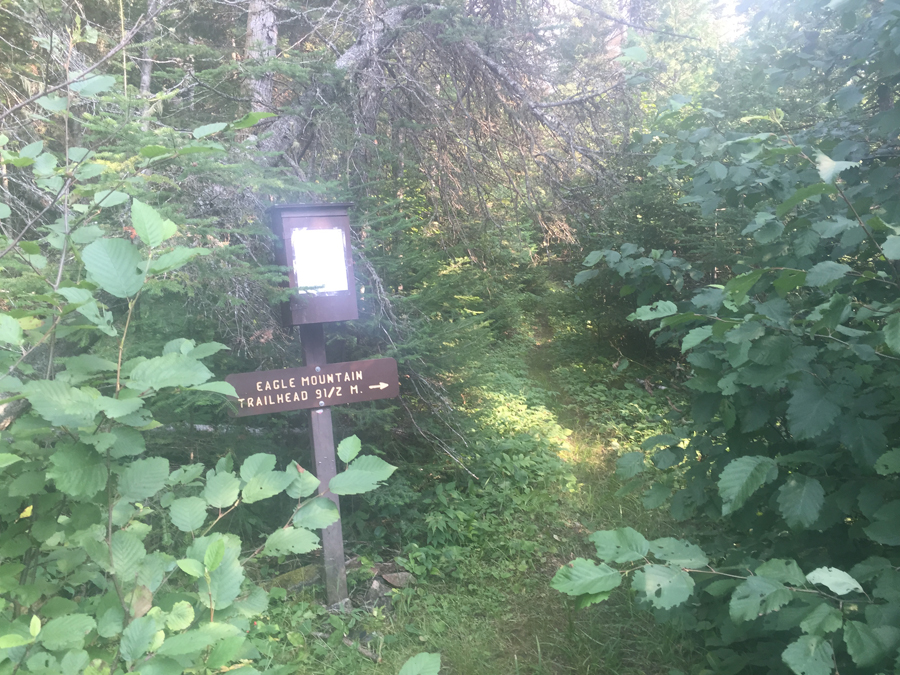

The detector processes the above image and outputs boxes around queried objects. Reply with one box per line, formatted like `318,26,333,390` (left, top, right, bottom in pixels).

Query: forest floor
249,319,698,675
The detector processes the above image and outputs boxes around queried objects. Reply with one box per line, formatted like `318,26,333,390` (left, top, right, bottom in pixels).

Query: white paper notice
291,228,349,294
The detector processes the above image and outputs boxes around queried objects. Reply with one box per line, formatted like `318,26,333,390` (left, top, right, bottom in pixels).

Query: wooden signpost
226,203,398,607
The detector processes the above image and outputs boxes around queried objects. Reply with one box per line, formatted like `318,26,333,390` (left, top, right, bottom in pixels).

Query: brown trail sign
225,358,399,417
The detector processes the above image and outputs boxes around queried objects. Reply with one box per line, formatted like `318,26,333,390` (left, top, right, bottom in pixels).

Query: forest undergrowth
251,294,700,675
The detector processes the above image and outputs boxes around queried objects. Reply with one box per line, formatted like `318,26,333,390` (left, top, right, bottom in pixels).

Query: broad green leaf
189,534,244,610
177,559,205,577
777,475,824,529
630,300,677,321
806,567,862,595
206,636,246,669
189,381,238,396
92,189,130,207
329,455,397,495
139,145,171,158
286,466,319,499
262,527,320,556
165,601,194,631
755,559,806,585
729,576,793,622
399,653,442,675
884,314,900,353
168,497,207,532
97,395,145,419
724,269,764,303
38,614,95,650
127,353,213,391
148,246,209,273
82,238,145,298
109,427,147,458
0,313,23,345
616,452,645,479
776,183,837,218
193,122,227,138
875,448,900,475
805,261,851,287
242,470,293,504
60,649,89,675
240,453,277,481
156,629,216,656
574,268,599,285
800,603,843,635
632,564,694,610
681,326,712,352
131,199,176,248
47,444,107,497
36,94,68,112
883,235,900,260
588,528,650,563
292,497,340,530
787,385,840,439
0,202,10,218
186,341,229,359
551,558,622,596
111,530,147,581
19,141,43,158
816,152,858,183
718,456,778,515
0,454,22,470
782,635,834,675
748,335,793,365
204,538,225,572
118,457,169,501
0,634,32,648
231,111,277,129
337,435,362,463
649,538,709,568
24,380,101,427
203,471,240,508
843,620,900,668
70,74,116,96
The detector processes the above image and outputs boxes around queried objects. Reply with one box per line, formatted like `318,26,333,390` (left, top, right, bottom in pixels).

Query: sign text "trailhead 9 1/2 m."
225,358,400,417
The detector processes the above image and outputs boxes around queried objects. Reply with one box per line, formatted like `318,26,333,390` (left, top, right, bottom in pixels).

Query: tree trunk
245,0,277,112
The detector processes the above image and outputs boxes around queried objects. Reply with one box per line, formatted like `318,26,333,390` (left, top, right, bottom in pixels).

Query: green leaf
616,452,645,479
0,634,33,649
24,380,101,428
293,497,340,530
109,427,147,458
681,326,712,352
206,635,246,669
203,471,240,508
189,534,244,610
0,202,10,218
127,353,213,391
574,268,599,285
776,183,837,218
240,453,276,481
118,457,169,501
70,74,116,96
724,269,764,303
82,238,145,298
111,530,147,581
787,385,840,439
805,261,851,287
718,456,778,515
843,620,900,668
648,538,709,568
131,199,176,248
551,558,622,596
204,538,225,572
875,448,900,475
0,454,22,470
337,435,362,463
782,635,834,675
0,313,23,345
165,601,194,631
755,559,806,585
262,527,320,556
588,528,650,563
19,141,43,158
230,111,276,129
193,122,228,138
156,629,216,656
38,614,95,650
148,246,209,273
777,475,824,529
36,94,68,112
632,564,694,610
189,381,238,397
329,455,397,495
60,650,90,675
169,497,207,532
884,314,900,353
630,300,678,321
97,395,145,419
286,467,319,499
800,603,843,635
399,653,442,675
48,444,107,497
729,576,793,622
806,567,862,596
92,189,130,207
883,235,900,260
242,470,294,504
815,151,858,183
139,145,172,158
177,558,205,577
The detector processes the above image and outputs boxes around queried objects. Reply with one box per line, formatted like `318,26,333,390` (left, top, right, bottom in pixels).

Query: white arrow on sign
368,382,389,390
